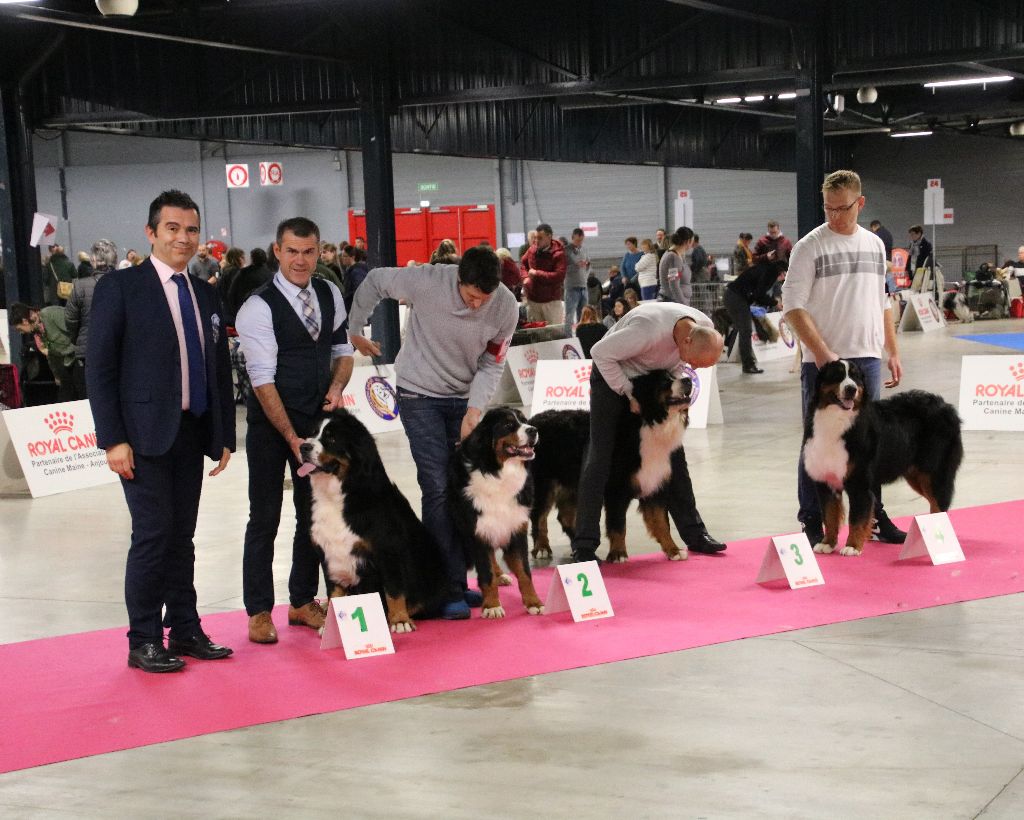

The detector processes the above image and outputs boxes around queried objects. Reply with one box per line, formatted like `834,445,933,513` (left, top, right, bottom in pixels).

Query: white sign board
958,355,1024,431
259,161,284,186
30,212,59,247
756,533,825,588
225,163,250,188
579,221,599,238
505,338,584,408
923,186,944,226
683,365,723,429
338,365,403,435
1,400,119,497
531,360,592,416
0,309,8,363
898,512,965,565
727,311,795,363
320,593,396,659
674,194,694,229
506,232,526,250
899,293,946,333
544,560,614,622
942,208,954,224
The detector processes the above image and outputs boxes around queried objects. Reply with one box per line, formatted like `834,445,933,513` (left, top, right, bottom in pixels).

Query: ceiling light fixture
1010,122,1024,137
856,86,878,104
743,95,764,102
923,75,1012,88
890,130,933,138
776,92,797,100
714,97,742,105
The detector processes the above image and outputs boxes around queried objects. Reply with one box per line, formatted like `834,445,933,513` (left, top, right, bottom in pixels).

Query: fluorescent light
923,75,1012,88
890,130,933,138
743,95,765,102
714,97,742,105
776,92,797,100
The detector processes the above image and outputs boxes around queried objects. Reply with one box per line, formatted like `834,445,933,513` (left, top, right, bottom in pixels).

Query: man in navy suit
88,190,236,673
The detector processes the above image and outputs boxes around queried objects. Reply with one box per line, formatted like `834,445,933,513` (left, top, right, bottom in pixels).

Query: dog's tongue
296,462,317,478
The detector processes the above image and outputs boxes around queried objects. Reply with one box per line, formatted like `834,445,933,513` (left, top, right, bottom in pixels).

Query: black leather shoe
684,531,728,553
167,633,233,660
742,365,765,374
566,548,602,564
127,643,185,673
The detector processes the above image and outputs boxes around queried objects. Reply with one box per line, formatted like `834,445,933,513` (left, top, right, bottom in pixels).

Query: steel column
794,21,825,239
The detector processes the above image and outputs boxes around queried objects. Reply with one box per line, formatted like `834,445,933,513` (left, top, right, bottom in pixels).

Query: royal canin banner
958,355,1024,431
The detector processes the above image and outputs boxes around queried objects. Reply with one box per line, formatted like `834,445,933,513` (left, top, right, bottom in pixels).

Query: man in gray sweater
570,302,727,562
348,246,519,619
563,227,591,336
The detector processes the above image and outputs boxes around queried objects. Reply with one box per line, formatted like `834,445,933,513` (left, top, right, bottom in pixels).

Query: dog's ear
342,423,386,486
461,415,498,470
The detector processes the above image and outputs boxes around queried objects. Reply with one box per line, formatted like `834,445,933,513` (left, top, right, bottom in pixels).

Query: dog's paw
607,552,629,563
526,604,545,615
667,549,688,561
813,542,835,554
481,606,506,619
531,546,553,561
497,573,513,586
839,546,862,557
390,621,415,633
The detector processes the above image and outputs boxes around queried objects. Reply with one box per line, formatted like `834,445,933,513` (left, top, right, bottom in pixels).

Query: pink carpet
2,500,1022,774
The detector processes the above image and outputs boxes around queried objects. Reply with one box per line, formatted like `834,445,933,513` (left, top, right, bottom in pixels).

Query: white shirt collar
150,254,185,283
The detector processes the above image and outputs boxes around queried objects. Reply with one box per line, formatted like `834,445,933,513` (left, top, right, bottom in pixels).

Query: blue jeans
398,389,468,601
797,357,886,525
564,287,587,336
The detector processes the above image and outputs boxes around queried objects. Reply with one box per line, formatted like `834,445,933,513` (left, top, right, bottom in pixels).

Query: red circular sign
226,164,248,187
267,162,282,184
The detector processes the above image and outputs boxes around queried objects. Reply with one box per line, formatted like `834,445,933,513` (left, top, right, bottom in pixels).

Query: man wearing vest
235,217,355,644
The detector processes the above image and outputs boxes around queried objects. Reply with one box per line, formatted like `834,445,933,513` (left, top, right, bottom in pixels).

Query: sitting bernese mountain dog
448,407,544,619
529,370,692,563
299,409,447,632
802,359,963,556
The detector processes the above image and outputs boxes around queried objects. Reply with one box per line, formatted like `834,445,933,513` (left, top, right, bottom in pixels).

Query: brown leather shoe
288,600,326,630
248,611,278,644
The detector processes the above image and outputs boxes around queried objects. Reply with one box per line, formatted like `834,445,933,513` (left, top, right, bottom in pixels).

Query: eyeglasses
823,199,861,216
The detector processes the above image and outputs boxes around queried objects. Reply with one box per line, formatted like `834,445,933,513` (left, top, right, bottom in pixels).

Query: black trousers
71,359,88,400
120,412,205,649
723,288,756,369
570,373,705,554
241,414,327,616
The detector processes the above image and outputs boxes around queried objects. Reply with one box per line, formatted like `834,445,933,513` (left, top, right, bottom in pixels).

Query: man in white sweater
569,302,726,562
782,169,905,546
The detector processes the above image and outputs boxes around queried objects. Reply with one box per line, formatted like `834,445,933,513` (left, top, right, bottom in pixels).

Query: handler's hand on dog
629,396,641,415
106,442,135,480
350,334,381,358
460,407,482,440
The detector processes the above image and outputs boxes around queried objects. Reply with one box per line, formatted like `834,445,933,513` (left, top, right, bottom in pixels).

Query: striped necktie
297,287,320,340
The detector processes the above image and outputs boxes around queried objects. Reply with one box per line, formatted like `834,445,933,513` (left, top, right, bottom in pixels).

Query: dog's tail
916,395,964,511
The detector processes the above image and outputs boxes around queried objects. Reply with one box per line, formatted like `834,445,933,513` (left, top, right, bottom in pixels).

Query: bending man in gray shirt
570,301,728,562
348,246,519,619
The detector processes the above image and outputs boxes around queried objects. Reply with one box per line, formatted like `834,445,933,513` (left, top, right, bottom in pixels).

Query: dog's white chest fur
804,406,855,490
310,474,362,586
464,460,530,549
635,418,684,497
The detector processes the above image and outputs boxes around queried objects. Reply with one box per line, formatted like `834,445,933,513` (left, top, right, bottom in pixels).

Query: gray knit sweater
348,264,519,409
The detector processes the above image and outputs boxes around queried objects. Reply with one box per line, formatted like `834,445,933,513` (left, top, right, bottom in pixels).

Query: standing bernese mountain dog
448,407,545,619
802,359,963,556
299,409,447,632
529,370,692,563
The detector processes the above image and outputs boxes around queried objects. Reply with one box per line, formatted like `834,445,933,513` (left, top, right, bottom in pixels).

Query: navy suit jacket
87,258,236,459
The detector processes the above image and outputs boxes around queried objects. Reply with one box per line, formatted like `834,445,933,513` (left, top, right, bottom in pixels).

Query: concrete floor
2,319,1024,819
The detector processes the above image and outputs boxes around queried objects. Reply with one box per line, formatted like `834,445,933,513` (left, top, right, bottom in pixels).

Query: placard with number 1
320,592,396,659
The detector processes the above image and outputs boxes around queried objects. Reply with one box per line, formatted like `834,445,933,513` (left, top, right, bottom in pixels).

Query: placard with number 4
756,533,825,589
544,560,614,622
320,593,396,659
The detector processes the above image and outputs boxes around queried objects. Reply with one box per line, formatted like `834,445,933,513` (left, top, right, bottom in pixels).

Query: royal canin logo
44,411,74,434
974,361,1024,397
574,365,592,384
525,349,539,366
1011,362,1024,382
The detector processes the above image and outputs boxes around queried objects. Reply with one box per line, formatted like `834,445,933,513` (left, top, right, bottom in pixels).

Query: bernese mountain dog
299,409,447,632
528,370,692,563
802,359,963,556
448,407,544,619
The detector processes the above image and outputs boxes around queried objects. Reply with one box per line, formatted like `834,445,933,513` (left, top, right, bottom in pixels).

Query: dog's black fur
529,370,692,563
300,409,447,632
449,407,544,618
802,359,963,556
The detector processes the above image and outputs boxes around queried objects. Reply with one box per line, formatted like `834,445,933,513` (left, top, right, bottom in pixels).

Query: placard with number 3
756,533,825,589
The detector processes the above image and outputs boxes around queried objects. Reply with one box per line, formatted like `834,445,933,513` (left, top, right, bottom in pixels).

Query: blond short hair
822,169,862,195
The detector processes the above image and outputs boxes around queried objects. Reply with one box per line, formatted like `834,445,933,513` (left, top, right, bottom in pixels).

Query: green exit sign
417,182,439,192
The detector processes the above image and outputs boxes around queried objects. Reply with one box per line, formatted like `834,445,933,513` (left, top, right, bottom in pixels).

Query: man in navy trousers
88,190,236,673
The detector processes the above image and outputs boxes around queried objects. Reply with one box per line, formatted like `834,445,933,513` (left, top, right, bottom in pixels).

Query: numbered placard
756,533,825,588
898,512,965,565
320,593,396,659
544,560,614,622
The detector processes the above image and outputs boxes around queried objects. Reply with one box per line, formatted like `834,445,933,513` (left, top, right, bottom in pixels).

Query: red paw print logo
1011,362,1024,382
574,364,592,384
44,411,74,434
525,349,539,366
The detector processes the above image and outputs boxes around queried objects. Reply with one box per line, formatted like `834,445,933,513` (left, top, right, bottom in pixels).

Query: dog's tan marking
905,468,941,513
821,493,844,550
385,593,415,633
489,550,512,586
606,529,628,563
842,518,874,556
641,504,687,560
531,490,554,559
480,577,504,618
503,548,544,615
